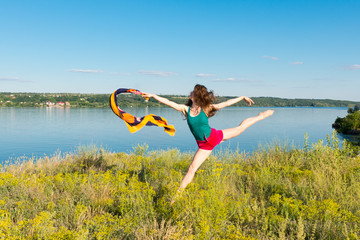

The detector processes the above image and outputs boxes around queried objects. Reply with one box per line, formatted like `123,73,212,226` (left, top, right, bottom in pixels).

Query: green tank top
187,106,212,141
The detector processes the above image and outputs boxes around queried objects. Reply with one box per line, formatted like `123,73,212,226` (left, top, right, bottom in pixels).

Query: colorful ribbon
109,88,175,136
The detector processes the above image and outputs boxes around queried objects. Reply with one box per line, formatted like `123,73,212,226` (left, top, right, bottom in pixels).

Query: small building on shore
45,101,55,107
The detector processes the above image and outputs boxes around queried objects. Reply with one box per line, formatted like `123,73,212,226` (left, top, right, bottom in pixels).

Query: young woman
142,84,274,203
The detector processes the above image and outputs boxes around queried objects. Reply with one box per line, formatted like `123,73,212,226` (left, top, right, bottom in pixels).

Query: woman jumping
142,84,274,203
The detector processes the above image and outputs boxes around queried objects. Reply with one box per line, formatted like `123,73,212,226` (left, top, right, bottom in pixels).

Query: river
0,107,348,163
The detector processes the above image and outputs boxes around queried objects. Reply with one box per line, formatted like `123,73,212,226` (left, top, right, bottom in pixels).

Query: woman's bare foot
170,188,184,206
258,110,274,119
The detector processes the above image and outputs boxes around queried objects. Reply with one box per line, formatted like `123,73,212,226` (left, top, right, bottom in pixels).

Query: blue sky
0,0,359,101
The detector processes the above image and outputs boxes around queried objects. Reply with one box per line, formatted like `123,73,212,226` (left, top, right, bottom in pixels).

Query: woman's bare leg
179,149,212,189
222,110,274,140
171,148,212,204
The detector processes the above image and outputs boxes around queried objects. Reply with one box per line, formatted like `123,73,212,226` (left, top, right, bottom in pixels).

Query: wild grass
0,133,359,239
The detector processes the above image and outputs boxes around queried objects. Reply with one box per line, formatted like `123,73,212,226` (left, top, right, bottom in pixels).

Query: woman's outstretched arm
213,96,254,110
142,93,188,114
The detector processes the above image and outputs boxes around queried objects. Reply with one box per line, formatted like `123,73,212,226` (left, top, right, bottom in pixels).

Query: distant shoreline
1,92,359,108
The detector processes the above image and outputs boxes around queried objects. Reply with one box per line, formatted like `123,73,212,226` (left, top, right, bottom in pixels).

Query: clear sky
0,0,359,100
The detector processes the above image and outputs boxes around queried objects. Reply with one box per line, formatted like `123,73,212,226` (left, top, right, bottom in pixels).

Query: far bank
1,92,360,108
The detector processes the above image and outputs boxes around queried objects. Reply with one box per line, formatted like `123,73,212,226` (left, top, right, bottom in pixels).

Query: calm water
0,107,348,163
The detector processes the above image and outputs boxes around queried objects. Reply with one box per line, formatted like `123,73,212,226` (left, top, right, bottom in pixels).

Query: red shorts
196,128,224,150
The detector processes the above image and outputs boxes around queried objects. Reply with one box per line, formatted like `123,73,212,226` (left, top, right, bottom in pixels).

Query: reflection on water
0,107,348,162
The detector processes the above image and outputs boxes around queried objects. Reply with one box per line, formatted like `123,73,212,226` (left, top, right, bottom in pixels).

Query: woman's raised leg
222,110,274,141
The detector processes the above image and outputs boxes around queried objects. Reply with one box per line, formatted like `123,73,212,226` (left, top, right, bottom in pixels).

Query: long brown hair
186,84,218,117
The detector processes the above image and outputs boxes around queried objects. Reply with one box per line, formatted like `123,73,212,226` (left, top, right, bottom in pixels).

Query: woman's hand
141,92,155,98
243,97,255,106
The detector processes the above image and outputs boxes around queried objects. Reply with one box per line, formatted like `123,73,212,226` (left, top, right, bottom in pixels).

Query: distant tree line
1,92,359,108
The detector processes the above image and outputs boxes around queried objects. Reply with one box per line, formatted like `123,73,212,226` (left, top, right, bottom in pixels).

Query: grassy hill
0,134,359,239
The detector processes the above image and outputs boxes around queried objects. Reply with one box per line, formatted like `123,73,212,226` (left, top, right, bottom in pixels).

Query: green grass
0,134,360,239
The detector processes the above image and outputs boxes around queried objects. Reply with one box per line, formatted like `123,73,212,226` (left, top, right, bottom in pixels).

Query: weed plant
0,133,359,239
